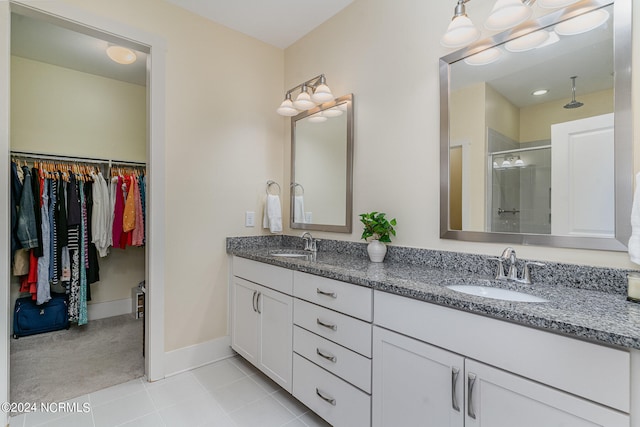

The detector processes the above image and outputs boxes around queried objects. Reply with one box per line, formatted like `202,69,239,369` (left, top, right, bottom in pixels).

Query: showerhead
563,76,583,109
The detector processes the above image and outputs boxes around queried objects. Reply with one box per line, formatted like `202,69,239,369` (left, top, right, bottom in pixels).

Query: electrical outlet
245,211,255,227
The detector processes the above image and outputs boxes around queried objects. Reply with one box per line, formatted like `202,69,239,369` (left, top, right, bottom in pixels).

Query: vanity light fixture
441,0,480,48
505,29,550,52
106,45,137,65
308,112,328,123
514,156,525,166
501,158,512,167
463,47,502,65
276,74,335,116
485,0,534,32
322,106,343,118
554,8,609,36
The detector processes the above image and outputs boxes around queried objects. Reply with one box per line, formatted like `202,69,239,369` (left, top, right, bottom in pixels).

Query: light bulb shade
464,48,502,65
538,0,581,8
106,46,137,64
554,9,609,36
276,98,299,116
311,83,334,103
505,30,550,52
308,112,327,123
514,158,525,166
501,159,512,167
293,90,316,110
485,0,533,31
441,15,480,48
323,107,343,118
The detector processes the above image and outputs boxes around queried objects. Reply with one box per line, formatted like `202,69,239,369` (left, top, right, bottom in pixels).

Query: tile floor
9,356,332,427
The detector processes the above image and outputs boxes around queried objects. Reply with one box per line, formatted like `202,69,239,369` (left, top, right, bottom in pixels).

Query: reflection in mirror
440,0,632,251
291,94,353,233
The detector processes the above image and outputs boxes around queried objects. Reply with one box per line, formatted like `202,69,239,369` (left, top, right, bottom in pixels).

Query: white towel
629,173,640,264
263,194,282,233
294,195,306,223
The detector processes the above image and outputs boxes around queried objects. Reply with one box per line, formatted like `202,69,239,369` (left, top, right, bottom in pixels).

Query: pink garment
132,177,144,246
112,176,125,248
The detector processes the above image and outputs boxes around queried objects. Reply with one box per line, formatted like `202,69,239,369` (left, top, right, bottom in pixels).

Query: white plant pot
367,239,387,263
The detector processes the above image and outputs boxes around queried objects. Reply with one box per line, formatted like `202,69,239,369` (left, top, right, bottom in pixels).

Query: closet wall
10,54,146,317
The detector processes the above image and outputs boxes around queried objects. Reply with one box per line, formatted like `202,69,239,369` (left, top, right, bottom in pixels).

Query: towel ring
266,180,281,195
291,182,305,196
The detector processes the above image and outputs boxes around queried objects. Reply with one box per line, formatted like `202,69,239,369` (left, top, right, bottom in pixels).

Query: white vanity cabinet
373,290,631,427
292,271,373,427
231,257,294,392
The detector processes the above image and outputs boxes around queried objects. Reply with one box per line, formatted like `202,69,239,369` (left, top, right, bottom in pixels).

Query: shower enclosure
489,146,551,234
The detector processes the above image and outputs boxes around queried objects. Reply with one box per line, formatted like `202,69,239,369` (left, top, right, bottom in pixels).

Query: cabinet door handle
316,348,337,363
451,367,460,412
251,291,257,312
316,318,337,331
467,373,477,420
256,292,262,314
315,388,336,406
316,288,337,298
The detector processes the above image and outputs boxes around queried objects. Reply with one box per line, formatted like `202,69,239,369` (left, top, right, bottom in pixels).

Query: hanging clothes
16,166,38,251
36,178,51,305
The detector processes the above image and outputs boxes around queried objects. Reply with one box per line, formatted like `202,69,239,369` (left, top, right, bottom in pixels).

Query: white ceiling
164,0,354,49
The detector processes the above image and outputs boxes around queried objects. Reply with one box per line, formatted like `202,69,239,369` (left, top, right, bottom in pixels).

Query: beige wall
284,0,640,271
520,89,614,143
10,55,146,307
485,84,520,143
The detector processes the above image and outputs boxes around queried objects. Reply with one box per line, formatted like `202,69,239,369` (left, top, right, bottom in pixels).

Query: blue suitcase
13,293,70,339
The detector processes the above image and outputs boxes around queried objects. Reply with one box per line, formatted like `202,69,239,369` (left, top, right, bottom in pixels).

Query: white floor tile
283,418,309,427
227,356,260,376
33,412,94,427
210,376,269,413
145,372,205,409
89,378,146,407
159,393,231,427
191,359,247,393
8,413,26,427
91,390,155,427
118,412,166,427
229,395,297,427
272,390,310,417
248,371,281,394
24,395,91,427
299,411,332,427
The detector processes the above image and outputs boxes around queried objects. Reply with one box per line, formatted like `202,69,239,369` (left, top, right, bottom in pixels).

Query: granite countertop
228,242,640,351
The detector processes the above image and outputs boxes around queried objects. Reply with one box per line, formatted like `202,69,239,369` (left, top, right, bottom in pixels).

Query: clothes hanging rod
10,150,147,166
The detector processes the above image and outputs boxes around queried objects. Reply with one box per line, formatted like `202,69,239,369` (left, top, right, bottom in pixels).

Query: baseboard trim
87,298,132,321
164,335,234,378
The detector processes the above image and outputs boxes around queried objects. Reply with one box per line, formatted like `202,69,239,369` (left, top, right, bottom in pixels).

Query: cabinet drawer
294,271,372,321
294,299,372,357
293,353,371,427
233,256,293,295
294,325,372,393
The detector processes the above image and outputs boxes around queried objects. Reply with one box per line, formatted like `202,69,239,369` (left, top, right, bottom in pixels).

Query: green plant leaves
359,211,397,243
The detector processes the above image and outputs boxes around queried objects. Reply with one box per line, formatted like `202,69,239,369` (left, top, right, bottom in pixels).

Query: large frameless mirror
440,0,632,250
290,94,353,233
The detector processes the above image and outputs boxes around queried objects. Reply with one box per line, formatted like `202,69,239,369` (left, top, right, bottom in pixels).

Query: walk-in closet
8,9,148,405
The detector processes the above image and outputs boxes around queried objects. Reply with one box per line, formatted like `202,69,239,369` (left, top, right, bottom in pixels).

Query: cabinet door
231,277,259,366
372,326,464,427
257,285,293,393
465,360,630,427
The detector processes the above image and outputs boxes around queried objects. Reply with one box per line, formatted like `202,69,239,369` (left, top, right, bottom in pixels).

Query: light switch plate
245,211,255,227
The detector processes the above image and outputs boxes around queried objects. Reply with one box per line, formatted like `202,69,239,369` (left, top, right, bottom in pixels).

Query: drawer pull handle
451,367,460,412
252,291,258,313
256,292,262,314
316,348,337,363
316,318,337,331
467,373,477,420
316,288,337,298
315,388,336,406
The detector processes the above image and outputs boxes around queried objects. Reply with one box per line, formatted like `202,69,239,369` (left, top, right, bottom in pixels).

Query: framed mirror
440,0,632,251
290,94,354,233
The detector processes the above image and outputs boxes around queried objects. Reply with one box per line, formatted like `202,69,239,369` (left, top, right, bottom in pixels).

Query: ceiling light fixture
554,8,609,36
106,45,137,65
441,0,480,48
276,74,334,116
485,0,534,32
532,89,549,96
563,75,584,109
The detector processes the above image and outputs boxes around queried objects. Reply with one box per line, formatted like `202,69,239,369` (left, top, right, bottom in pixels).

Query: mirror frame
290,93,354,233
439,0,632,251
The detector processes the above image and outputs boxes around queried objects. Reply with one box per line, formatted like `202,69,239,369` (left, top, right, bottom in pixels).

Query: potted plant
360,211,397,262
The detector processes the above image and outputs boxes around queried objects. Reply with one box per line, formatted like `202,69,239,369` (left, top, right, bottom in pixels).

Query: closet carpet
10,313,144,406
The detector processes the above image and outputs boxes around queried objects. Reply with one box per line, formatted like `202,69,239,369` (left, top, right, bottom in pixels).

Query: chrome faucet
491,247,545,285
301,232,318,252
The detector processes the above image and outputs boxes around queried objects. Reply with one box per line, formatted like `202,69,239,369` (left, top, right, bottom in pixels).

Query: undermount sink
446,285,548,303
269,251,311,258
271,253,308,258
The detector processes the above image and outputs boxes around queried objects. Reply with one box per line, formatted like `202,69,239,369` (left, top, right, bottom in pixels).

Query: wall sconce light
276,74,335,116
441,0,480,48
106,45,137,65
